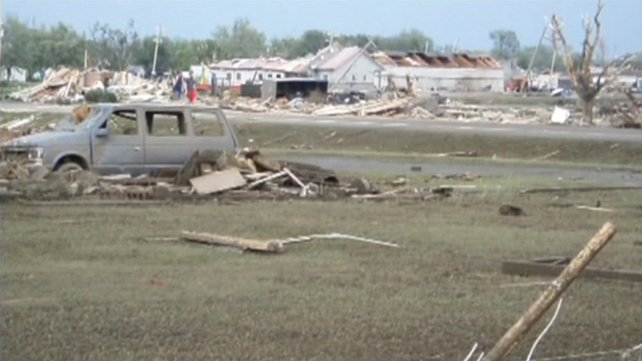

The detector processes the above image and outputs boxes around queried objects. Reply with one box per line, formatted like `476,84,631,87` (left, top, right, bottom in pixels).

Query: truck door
142,109,195,172
91,108,145,175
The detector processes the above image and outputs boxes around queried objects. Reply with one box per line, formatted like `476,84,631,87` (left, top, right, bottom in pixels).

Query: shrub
85,89,118,103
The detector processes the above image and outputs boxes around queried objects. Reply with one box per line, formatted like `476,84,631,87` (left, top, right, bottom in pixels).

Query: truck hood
2,131,83,148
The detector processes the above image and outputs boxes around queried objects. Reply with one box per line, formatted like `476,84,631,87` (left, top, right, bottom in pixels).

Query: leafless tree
550,1,616,125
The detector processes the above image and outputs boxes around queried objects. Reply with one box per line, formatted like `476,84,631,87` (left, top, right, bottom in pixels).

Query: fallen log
181,231,284,253
483,222,617,361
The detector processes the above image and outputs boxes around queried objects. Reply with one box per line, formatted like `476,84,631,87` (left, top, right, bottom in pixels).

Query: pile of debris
0,149,462,203
0,150,344,201
210,94,554,124
604,92,642,128
9,67,170,104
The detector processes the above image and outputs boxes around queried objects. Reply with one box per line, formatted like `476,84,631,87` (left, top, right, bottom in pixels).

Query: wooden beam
501,260,642,283
484,222,616,361
520,186,642,194
181,231,284,253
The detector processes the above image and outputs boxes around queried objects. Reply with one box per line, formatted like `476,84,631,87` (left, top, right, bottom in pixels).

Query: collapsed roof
373,51,501,69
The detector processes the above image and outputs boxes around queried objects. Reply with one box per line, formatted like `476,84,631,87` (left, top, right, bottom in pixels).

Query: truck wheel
55,162,84,174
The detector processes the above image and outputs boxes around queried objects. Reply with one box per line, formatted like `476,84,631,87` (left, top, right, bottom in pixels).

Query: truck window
191,111,225,136
145,111,187,136
101,110,138,135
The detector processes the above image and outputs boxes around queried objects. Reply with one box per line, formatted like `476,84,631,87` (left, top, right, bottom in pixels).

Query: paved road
229,111,642,143
280,154,642,186
2,102,642,143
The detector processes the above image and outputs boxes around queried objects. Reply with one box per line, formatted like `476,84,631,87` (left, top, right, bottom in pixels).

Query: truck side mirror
95,128,109,138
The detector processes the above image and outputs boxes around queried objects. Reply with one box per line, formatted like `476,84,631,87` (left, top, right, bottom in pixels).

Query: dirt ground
2,177,641,361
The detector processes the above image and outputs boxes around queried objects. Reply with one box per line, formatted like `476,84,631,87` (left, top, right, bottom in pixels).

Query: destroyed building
209,58,310,90
374,51,504,93
308,45,385,96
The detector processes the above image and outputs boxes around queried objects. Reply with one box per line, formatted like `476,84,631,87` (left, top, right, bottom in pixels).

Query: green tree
517,45,565,72
2,17,34,76
89,20,139,70
41,23,84,69
213,19,266,59
294,30,328,56
489,30,520,60
376,29,433,52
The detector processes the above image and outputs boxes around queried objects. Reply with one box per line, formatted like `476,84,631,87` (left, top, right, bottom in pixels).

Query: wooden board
189,168,246,195
501,260,642,283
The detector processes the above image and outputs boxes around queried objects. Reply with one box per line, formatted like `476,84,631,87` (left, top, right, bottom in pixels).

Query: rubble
204,92,558,125
0,147,464,204
9,67,170,103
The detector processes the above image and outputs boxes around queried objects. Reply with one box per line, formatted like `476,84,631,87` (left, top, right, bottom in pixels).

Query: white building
209,58,308,88
0,67,28,83
374,52,505,93
309,46,385,93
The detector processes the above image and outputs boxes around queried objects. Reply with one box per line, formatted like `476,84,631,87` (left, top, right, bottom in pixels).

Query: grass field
2,181,641,361
1,109,641,360
232,123,642,167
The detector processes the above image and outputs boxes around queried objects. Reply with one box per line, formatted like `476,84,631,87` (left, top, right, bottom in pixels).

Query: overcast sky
4,0,641,55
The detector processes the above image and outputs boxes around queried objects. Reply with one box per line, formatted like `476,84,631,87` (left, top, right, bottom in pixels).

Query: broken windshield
55,106,102,131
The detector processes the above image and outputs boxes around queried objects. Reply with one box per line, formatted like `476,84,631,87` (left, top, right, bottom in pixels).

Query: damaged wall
385,67,505,92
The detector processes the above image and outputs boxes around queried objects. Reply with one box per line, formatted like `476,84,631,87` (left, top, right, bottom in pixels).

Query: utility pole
521,18,550,94
151,25,162,78
0,0,4,95
549,49,557,90
451,37,460,54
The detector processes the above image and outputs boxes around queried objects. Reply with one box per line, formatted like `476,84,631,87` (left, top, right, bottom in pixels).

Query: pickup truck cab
1,104,239,175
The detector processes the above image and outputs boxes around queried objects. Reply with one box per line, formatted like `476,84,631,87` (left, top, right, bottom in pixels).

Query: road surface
280,154,642,186
2,102,642,143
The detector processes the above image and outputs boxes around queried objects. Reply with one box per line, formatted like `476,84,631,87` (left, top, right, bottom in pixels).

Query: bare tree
550,1,615,125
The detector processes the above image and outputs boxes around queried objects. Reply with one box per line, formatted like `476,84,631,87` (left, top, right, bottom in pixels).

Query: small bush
85,89,118,103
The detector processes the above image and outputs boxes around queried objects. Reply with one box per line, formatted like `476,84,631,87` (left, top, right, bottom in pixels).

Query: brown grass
2,184,641,361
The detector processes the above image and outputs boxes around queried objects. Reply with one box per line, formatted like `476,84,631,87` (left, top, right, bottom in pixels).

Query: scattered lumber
575,205,615,212
501,259,642,283
520,186,642,194
189,168,246,195
246,170,288,189
484,222,617,361
18,199,169,207
181,231,284,253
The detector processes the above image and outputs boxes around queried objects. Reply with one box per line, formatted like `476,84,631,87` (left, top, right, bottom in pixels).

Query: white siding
385,67,505,92
210,68,285,87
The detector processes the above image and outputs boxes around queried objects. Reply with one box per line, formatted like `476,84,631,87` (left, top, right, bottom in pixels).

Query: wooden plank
189,168,246,195
246,170,287,189
501,260,642,283
520,186,642,194
484,222,617,361
180,231,283,253
18,199,170,207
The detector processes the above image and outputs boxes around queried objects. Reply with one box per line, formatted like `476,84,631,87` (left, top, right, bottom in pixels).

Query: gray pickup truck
1,104,239,175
